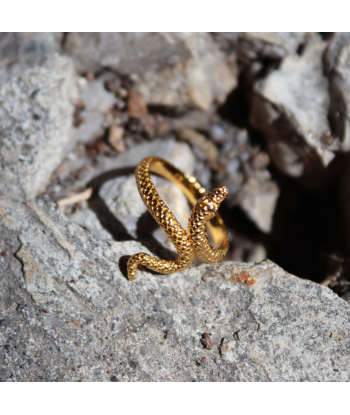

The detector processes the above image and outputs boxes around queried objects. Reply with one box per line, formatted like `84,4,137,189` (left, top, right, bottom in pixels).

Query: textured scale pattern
127,157,229,280
189,187,229,263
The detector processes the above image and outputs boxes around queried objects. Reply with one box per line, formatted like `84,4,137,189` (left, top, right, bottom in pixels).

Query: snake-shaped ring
127,156,229,280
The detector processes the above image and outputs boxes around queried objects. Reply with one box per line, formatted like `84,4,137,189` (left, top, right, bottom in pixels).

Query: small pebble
201,333,213,350
1,251,7,256
0,319,8,327
109,125,125,152
127,90,148,119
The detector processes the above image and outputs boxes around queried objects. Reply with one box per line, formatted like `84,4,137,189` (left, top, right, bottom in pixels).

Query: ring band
127,157,229,280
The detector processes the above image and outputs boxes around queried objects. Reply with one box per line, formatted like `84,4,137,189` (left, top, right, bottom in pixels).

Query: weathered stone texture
64,32,236,111
0,54,77,201
1,32,350,383
1,195,350,381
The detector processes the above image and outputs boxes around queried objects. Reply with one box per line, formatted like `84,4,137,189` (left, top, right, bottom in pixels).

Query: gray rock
0,54,77,201
80,77,116,113
73,76,116,143
214,32,310,61
177,128,219,170
139,33,237,111
324,33,350,151
69,207,113,241
63,32,189,75
213,127,279,233
0,32,61,80
64,32,236,111
1,194,350,381
250,37,334,178
240,176,279,233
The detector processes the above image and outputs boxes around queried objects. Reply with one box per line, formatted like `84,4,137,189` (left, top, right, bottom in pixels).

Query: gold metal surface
127,157,229,280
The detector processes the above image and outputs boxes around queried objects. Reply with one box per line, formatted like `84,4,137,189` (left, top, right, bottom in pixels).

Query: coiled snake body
127,157,229,280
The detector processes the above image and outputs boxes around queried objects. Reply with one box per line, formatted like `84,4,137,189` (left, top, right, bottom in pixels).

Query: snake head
210,186,229,205
199,186,228,217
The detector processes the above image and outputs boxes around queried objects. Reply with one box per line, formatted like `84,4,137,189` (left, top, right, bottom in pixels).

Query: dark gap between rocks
148,104,189,118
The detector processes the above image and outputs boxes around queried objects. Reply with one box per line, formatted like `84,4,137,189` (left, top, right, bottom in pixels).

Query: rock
324,35,350,258
63,32,189,75
1,194,350,381
69,208,113,241
139,33,237,111
64,32,237,111
177,128,219,170
214,32,310,61
73,76,116,143
0,54,77,201
127,90,148,119
80,78,115,113
240,177,279,233
108,125,125,152
201,333,213,350
324,33,350,150
212,126,279,233
246,244,267,264
250,37,335,178
0,32,60,80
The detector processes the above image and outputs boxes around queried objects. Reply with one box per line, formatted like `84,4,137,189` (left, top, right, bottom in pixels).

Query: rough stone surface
73,76,116,143
1,194,350,381
0,54,77,201
214,32,310,61
240,176,279,234
64,32,236,111
2,32,350,383
250,37,334,178
0,32,61,80
63,32,189,75
324,33,350,151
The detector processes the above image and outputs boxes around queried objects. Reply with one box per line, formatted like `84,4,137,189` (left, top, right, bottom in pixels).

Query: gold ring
127,156,229,280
